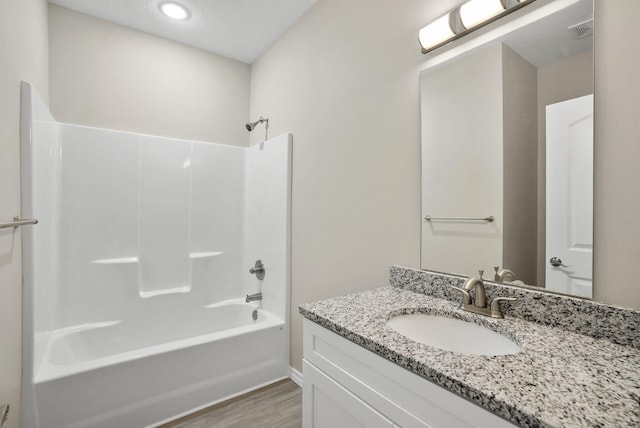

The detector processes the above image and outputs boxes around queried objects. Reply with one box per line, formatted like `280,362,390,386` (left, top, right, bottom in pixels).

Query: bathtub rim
34,305,284,384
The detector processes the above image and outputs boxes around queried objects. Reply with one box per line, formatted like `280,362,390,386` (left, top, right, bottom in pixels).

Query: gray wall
502,44,538,286
49,4,251,146
0,1,49,425
593,0,640,306
420,44,504,278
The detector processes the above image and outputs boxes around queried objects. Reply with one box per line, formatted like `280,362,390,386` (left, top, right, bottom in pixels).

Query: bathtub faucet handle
249,260,265,280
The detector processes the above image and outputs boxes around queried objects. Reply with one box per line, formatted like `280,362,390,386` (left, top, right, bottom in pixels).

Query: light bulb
419,14,455,51
159,2,190,21
459,0,505,29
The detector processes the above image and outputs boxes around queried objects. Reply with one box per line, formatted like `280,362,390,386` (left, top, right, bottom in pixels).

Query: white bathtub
32,301,288,428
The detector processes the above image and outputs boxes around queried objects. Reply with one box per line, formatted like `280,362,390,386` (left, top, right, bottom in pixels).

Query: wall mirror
420,0,594,298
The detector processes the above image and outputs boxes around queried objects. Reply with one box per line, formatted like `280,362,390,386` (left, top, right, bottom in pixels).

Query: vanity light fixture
419,0,535,54
159,2,190,21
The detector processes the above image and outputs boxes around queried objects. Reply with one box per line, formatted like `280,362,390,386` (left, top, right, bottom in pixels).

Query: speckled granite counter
299,267,640,427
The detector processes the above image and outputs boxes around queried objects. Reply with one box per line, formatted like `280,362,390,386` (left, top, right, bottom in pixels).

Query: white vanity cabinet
302,319,517,428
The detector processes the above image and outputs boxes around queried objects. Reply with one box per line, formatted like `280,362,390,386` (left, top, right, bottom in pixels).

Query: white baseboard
289,366,303,387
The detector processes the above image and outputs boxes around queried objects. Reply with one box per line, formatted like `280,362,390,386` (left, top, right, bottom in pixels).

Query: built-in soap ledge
139,286,191,298
189,251,223,259
205,298,245,308
91,253,222,264
91,257,139,265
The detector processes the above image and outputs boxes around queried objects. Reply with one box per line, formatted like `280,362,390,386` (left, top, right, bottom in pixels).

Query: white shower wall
245,141,291,322
51,126,247,327
38,125,239,327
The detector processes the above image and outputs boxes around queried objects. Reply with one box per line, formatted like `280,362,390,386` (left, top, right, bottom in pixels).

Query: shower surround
20,83,291,428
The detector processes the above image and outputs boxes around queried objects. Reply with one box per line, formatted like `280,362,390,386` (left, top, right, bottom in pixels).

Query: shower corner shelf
91,257,139,265
139,285,191,299
189,251,223,259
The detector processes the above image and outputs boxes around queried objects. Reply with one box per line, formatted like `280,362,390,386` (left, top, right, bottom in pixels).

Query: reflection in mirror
420,0,593,298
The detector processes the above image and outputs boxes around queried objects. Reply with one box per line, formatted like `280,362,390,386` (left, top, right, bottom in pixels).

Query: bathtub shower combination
20,83,291,428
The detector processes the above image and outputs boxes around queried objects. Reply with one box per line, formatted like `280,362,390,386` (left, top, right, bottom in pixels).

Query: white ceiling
49,0,318,64
502,0,593,68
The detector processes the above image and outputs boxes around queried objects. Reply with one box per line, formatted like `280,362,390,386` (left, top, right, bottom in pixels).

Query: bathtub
32,300,288,428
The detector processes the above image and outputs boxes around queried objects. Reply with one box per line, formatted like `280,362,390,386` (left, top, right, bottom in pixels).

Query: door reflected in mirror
420,0,594,298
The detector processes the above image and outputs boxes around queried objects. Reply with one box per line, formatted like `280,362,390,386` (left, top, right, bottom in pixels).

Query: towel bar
424,215,494,223
0,217,39,229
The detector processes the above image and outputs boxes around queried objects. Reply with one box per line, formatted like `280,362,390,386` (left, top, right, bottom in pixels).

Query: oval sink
386,314,521,356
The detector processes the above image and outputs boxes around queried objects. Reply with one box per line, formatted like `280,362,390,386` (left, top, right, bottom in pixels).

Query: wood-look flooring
161,379,302,428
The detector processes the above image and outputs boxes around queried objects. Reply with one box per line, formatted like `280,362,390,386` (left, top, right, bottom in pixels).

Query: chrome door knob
549,257,570,267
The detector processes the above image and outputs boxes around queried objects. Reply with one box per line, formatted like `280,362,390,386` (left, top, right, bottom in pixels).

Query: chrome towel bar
0,216,39,230
424,215,494,223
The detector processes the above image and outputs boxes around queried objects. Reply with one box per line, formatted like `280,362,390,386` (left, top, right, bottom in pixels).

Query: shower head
245,116,268,132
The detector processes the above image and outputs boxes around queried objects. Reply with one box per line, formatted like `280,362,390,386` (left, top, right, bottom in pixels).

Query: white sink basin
386,314,521,356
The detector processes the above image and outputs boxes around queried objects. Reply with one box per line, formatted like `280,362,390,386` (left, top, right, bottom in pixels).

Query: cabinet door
303,360,394,428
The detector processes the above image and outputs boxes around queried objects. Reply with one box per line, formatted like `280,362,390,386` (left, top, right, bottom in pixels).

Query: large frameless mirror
420,0,594,298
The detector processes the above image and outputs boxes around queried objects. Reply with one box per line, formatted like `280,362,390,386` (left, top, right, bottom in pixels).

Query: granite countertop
299,286,640,427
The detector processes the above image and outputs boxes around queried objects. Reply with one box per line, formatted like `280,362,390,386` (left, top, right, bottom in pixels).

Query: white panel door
545,94,593,297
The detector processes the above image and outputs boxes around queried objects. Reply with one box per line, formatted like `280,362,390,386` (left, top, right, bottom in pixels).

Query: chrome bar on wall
0,216,39,230
424,215,494,223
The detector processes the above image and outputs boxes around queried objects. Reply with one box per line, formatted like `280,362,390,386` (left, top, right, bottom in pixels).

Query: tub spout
246,292,262,302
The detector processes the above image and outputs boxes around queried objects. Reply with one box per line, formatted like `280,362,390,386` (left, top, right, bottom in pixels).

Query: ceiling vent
568,19,594,39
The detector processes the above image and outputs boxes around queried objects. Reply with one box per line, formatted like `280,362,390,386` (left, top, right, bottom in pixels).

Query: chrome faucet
494,266,516,282
451,270,516,319
464,270,487,308
245,292,262,303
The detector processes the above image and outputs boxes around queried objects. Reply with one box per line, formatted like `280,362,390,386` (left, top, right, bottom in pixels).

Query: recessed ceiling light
159,2,190,21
